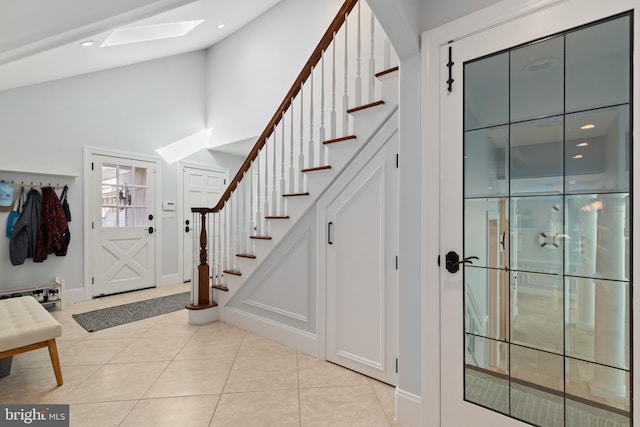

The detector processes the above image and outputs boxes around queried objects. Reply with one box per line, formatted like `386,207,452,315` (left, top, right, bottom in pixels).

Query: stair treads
223,269,241,276
212,284,229,292
250,235,272,240
375,66,399,78
302,165,331,173
347,100,385,114
236,253,256,259
323,135,356,145
282,192,309,197
265,216,290,219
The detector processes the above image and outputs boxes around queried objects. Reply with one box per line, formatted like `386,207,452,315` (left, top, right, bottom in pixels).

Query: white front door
182,165,226,283
326,134,398,385
435,0,637,425
91,154,157,297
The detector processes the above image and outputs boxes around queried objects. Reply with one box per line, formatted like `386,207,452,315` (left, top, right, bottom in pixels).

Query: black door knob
185,226,190,233
147,226,154,234
148,214,154,220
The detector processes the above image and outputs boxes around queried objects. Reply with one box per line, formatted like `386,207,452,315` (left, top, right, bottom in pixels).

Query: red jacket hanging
34,187,70,262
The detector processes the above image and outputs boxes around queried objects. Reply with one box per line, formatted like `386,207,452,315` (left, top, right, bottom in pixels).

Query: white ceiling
0,0,283,93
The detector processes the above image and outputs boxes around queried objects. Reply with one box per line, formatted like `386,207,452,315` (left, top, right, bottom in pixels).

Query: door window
463,13,632,426
101,163,149,227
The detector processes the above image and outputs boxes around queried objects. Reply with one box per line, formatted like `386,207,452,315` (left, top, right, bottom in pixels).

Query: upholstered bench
0,296,63,385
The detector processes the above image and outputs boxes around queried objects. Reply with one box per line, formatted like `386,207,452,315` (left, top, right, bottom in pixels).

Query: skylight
102,20,205,47
156,128,212,164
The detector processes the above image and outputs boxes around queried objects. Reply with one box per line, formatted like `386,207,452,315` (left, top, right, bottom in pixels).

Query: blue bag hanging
6,186,24,238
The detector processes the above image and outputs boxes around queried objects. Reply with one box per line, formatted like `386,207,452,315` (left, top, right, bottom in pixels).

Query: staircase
187,0,399,327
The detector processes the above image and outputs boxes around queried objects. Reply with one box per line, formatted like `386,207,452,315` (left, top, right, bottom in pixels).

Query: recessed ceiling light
576,142,589,147
217,24,225,29
524,56,561,72
580,124,595,130
80,40,94,47
102,20,205,47
573,154,583,159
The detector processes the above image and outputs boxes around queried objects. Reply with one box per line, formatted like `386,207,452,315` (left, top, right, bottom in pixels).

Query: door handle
328,222,333,245
146,227,154,234
445,251,478,273
185,226,190,233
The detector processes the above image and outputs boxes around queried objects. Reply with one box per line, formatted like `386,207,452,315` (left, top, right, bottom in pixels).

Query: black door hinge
91,162,94,170
395,256,398,270
447,44,454,92
396,154,399,168
396,358,398,373
91,277,94,285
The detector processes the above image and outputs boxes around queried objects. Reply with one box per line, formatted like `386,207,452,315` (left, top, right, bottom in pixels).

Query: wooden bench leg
46,339,63,386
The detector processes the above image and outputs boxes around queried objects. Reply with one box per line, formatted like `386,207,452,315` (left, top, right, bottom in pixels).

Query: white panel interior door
182,166,226,282
436,0,636,425
327,134,398,385
92,154,157,297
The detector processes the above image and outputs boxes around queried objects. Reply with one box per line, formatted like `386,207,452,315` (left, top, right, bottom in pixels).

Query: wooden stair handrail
192,0,359,215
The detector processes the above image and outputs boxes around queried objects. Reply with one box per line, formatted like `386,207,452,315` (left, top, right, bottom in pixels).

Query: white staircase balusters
320,50,327,165
238,173,245,256
234,186,240,266
289,98,295,194
262,147,269,233
308,68,315,169
368,12,375,104
223,201,228,274
248,161,255,253
280,112,286,215
342,12,349,136
230,192,236,270
298,82,305,192
331,32,337,140
215,211,221,286
253,154,262,236
271,126,278,215
212,211,217,281
355,1,362,107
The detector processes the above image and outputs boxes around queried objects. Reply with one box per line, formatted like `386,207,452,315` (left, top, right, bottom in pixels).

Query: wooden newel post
197,211,210,306
186,209,217,311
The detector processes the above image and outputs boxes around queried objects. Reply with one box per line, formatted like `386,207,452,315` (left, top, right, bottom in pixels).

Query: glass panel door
463,14,632,427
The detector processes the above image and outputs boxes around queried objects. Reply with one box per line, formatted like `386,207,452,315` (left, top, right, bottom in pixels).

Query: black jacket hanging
60,185,71,222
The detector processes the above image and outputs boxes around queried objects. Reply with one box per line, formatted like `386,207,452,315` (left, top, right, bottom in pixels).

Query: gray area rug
72,292,191,332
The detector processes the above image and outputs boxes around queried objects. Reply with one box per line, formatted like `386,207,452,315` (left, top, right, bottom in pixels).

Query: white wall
205,0,342,147
0,50,242,296
421,0,502,32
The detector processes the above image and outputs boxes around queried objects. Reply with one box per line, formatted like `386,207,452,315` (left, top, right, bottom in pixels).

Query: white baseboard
64,287,89,305
221,306,319,357
395,388,422,427
159,274,181,287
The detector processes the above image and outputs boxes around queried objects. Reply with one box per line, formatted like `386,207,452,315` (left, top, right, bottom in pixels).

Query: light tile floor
0,284,402,427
